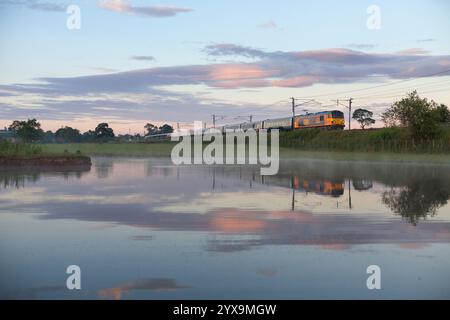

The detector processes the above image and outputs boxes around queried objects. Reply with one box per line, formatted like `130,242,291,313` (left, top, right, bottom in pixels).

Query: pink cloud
271,76,319,88
209,64,272,81
396,48,430,55
98,0,192,17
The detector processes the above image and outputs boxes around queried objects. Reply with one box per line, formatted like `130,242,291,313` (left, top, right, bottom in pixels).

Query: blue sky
1,0,450,133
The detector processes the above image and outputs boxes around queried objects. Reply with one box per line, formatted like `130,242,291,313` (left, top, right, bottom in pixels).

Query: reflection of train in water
293,177,345,197
223,110,345,132
261,175,345,197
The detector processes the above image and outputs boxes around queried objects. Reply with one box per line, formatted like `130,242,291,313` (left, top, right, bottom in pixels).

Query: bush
0,140,43,157
367,127,406,143
382,91,450,140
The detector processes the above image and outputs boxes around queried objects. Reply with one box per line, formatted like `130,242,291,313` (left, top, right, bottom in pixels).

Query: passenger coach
221,110,345,132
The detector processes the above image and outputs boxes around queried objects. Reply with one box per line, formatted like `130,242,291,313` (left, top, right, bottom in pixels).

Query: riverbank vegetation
279,126,450,153
0,140,91,166
0,140,43,157
38,142,175,157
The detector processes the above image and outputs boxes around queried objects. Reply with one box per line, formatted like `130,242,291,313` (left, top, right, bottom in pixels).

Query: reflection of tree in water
95,159,114,179
278,159,450,224
0,167,91,189
0,172,40,188
382,178,450,226
352,180,373,191
145,160,179,177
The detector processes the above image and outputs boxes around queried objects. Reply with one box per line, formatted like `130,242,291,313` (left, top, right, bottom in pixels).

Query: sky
1,0,450,134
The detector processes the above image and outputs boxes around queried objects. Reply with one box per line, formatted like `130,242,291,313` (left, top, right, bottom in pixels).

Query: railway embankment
279,126,450,153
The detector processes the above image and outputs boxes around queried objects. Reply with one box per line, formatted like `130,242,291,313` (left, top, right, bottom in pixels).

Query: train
222,110,345,132
145,110,346,141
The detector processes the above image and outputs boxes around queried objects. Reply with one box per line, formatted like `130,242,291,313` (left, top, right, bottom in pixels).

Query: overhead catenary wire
347,79,450,100
352,86,450,102
217,99,289,126
294,68,450,100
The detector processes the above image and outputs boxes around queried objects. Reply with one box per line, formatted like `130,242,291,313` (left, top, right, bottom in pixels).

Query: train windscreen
331,111,344,118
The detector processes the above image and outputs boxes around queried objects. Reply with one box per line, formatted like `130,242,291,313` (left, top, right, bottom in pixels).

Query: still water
1,157,450,299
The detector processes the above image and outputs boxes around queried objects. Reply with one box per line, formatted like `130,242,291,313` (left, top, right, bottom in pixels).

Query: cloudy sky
1,0,450,134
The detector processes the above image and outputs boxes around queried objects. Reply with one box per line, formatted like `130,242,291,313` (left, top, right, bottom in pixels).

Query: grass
38,142,175,157
0,140,86,158
33,141,450,164
279,126,450,153
0,140,43,157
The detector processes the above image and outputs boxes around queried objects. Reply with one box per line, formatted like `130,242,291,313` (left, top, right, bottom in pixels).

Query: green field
38,142,176,157
34,141,450,164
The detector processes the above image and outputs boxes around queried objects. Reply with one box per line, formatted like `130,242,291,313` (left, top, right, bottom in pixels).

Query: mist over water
1,157,450,299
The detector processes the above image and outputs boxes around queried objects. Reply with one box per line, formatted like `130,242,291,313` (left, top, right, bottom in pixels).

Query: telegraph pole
212,115,226,129
348,98,353,131
292,97,296,118
333,98,353,131
292,97,315,117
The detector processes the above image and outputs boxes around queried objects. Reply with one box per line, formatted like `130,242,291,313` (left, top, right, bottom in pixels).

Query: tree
8,119,44,142
94,123,115,141
41,130,55,143
82,130,96,142
352,109,375,129
381,91,443,139
433,104,450,123
144,123,159,136
55,126,82,143
159,124,174,134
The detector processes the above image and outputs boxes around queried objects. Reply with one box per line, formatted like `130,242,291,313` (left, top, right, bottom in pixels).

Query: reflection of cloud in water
4,285,66,299
129,235,154,241
31,202,450,252
98,278,191,300
0,187,174,209
256,268,278,277
2,158,450,253
319,244,353,251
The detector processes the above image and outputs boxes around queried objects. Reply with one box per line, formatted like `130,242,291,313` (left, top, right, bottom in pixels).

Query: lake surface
1,157,450,299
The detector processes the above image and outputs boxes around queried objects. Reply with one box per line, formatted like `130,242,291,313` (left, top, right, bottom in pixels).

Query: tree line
5,121,174,143
351,92,449,134
381,91,450,139
350,91,449,139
